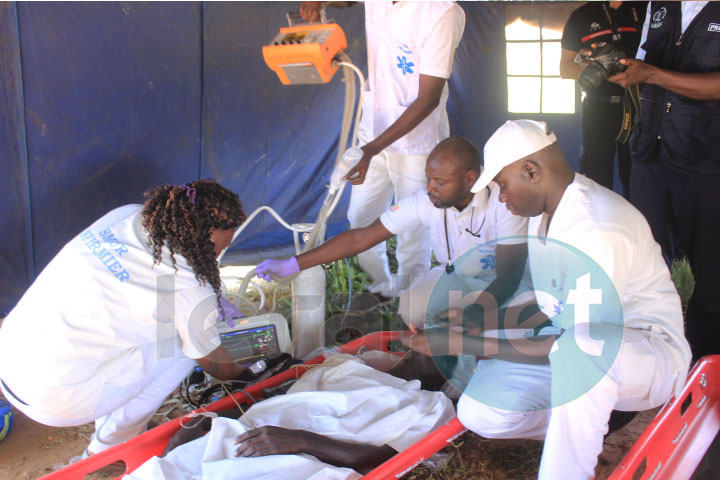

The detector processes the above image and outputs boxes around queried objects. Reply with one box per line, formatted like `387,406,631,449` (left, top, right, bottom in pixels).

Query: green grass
671,257,695,314
401,434,543,480
239,239,394,342
322,254,371,305
321,240,403,345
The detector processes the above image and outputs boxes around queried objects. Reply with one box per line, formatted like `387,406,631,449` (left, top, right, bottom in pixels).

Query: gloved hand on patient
255,257,300,281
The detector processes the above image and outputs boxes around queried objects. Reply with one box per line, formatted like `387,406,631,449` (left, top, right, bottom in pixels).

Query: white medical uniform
349,1,465,298
457,175,692,480
380,184,528,329
0,205,222,453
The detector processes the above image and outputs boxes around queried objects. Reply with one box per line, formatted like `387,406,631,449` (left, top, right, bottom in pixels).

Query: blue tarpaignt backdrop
0,2,584,313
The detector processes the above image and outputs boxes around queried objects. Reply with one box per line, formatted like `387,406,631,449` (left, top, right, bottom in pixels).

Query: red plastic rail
609,355,720,480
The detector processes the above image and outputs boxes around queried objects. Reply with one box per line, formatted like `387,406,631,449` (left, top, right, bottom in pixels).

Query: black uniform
562,1,647,196
630,1,720,360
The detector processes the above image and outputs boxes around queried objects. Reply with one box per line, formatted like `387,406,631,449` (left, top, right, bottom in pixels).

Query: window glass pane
542,78,576,114
505,17,540,41
542,26,563,40
507,42,541,76
508,77,541,113
542,41,561,76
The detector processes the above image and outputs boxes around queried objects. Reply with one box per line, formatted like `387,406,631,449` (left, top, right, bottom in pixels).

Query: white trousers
347,144,431,298
87,354,197,453
2,348,196,453
457,329,678,480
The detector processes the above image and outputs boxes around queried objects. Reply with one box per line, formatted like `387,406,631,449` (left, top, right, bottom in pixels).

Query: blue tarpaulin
0,2,583,313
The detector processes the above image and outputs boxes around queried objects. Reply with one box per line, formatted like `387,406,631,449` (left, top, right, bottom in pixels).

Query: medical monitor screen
220,325,282,364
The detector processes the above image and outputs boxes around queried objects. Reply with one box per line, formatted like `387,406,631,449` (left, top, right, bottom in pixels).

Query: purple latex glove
218,296,245,328
255,257,300,282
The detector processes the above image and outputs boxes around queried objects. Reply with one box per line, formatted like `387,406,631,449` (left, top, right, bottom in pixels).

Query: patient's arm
233,425,397,474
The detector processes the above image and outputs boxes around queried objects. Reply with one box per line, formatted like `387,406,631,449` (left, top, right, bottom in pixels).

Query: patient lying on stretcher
123,353,455,480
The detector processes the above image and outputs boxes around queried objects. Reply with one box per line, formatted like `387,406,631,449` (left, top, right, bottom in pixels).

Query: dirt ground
0,388,136,480
0,389,655,480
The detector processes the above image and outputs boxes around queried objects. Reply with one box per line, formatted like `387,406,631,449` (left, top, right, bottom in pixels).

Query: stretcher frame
45,334,718,479
39,331,467,480
609,354,720,480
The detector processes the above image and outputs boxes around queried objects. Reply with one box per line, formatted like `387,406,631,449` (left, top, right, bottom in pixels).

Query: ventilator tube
328,146,363,195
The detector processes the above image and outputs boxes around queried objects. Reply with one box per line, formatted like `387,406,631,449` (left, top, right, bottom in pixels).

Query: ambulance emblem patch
650,7,667,29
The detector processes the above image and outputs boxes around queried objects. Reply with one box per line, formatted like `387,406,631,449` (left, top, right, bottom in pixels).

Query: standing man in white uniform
403,120,691,479
255,136,528,332
301,1,466,300
0,180,247,456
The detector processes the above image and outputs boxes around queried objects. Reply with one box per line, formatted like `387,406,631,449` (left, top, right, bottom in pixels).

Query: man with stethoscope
254,136,529,333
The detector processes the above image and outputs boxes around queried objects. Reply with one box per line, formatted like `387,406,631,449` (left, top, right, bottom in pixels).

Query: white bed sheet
124,355,455,480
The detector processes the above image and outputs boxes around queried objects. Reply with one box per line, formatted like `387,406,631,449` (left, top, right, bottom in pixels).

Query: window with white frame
505,3,576,114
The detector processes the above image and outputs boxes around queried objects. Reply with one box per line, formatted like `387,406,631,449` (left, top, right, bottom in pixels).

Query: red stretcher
39,331,466,480
609,354,720,480
43,334,719,480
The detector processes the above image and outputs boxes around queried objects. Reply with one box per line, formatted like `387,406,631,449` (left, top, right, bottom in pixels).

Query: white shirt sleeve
380,191,428,234
172,287,222,359
418,4,466,79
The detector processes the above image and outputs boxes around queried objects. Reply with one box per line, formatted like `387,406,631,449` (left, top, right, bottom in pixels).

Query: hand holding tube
255,257,301,282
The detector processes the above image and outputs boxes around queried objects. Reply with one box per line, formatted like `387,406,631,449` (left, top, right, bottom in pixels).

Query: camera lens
577,42,626,91
578,63,607,90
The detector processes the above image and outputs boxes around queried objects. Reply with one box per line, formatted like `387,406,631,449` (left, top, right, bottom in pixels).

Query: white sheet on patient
124,355,455,480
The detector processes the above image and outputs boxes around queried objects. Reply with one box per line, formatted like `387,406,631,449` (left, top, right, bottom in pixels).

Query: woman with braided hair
0,179,248,457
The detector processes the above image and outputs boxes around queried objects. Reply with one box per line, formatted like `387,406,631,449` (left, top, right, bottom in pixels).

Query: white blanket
124,356,455,480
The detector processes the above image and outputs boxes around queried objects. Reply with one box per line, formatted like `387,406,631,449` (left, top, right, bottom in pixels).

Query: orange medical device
262,22,347,85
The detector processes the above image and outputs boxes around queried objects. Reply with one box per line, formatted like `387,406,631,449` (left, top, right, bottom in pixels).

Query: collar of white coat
531,173,585,239
448,186,490,216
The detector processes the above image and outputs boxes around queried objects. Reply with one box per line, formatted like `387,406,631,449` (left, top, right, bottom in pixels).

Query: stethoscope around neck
443,198,487,274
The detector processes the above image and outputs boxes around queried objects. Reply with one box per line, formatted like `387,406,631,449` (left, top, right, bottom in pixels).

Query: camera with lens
577,42,627,91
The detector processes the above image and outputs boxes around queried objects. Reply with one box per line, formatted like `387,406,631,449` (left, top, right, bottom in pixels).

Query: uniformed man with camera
560,1,647,198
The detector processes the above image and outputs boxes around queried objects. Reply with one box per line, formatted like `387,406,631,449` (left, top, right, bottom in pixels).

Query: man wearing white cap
403,119,691,479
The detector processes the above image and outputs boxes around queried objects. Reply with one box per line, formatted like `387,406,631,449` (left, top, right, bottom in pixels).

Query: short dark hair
433,136,481,173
